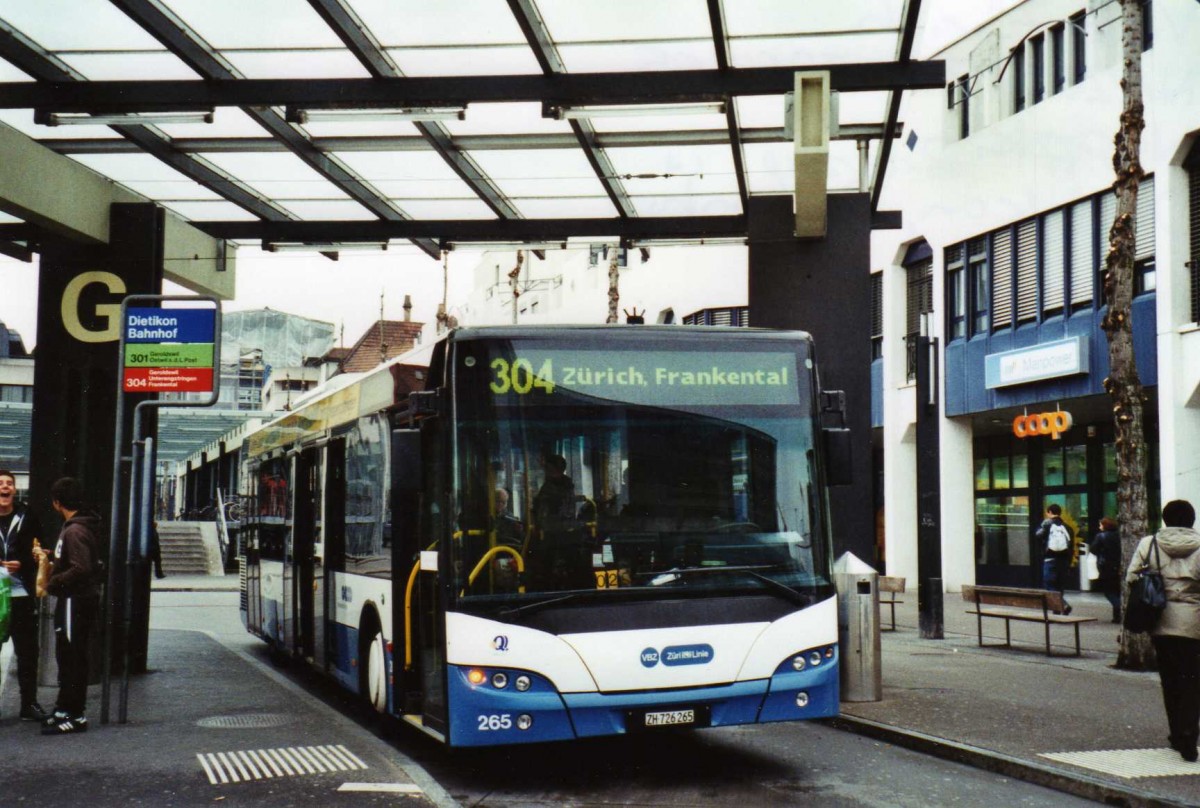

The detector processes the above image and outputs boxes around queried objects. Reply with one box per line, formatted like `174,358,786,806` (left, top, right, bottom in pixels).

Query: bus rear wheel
360,624,388,714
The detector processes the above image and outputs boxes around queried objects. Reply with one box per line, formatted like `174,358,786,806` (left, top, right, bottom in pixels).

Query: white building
874,0,1198,590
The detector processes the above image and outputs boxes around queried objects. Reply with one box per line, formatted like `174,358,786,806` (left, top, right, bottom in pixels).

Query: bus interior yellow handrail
461,545,525,597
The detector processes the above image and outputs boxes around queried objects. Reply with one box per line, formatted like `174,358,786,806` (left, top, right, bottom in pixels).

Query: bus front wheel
360,622,388,714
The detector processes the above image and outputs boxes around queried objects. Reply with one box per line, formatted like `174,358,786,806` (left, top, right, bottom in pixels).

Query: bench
879,576,906,631
962,585,1097,657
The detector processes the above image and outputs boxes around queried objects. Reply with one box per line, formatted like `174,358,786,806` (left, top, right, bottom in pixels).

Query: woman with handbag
1125,499,1200,763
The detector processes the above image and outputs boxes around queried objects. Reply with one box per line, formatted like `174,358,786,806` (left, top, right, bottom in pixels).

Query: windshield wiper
498,592,593,619
640,564,810,606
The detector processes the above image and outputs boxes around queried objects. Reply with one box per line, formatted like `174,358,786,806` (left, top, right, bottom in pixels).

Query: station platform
836,590,1200,807
0,609,455,808
4,581,1198,806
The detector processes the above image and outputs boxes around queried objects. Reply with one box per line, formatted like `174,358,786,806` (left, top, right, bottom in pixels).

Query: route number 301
477,713,513,731
489,357,555,395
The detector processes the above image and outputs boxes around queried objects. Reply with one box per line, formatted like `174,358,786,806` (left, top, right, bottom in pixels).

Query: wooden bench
879,576,906,631
962,585,1096,657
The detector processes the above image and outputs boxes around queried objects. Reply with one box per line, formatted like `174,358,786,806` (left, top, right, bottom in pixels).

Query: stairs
157,521,219,576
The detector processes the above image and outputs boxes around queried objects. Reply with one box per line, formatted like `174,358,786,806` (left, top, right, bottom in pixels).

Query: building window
945,245,965,340
1069,198,1094,308
1136,258,1156,295
0,384,33,403
1189,158,1200,323
1015,218,1038,323
1031,34,1045,104
1013,42,1026,112
1070,11,1087,84
992,228,1013,330
905,251,933,382
1051,24,1066,94
1042,209,1065,315
969,238,989,335
870,272,883,359
1142,0,1153,51
950,74,970,139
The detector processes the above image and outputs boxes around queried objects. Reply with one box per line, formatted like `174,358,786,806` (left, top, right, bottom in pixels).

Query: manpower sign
984,337,1089,389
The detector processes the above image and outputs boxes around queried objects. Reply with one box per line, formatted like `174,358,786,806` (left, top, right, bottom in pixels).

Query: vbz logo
493,635,509,652
640,647,660,668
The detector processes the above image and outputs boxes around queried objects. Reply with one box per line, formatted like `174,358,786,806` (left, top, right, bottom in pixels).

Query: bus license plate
644,709,695,727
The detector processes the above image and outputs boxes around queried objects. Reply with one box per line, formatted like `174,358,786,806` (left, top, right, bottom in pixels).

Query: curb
825,714,1194,808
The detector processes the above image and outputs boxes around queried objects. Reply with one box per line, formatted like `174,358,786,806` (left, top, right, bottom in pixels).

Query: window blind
1070,199,1093,305
1135,175,1155,260
1015,219,1038,321
1042,210,1065,312
992,228,1013,328
1190,164,1200,323
870,272,883,339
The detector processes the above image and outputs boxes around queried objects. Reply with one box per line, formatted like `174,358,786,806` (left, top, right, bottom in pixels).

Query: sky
0,0,1017,350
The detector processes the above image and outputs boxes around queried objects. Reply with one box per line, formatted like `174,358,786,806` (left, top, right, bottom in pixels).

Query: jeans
1151,635,1200,753
1041,558,1062,591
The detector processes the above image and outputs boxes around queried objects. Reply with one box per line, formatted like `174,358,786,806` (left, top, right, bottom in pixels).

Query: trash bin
834,552,882,703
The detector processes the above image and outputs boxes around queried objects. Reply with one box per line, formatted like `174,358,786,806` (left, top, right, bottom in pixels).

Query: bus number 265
477,713,513,731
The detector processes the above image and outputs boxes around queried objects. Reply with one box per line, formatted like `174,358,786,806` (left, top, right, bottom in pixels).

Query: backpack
1047,522,1070,553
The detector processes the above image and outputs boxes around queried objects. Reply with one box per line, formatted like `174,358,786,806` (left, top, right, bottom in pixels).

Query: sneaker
20,702,50,722
43,709,70,728
42,715,87,735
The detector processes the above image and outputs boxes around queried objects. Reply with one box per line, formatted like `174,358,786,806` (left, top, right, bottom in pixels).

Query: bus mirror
822,427,852,486
391,429,423,492
408,390,440,417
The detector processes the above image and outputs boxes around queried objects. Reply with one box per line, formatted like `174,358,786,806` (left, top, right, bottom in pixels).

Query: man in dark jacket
33,477,103,735
1035,503,1074,614
0,469,49,721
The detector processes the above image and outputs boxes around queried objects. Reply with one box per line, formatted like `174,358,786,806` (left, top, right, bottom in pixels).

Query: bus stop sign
121,307,216,393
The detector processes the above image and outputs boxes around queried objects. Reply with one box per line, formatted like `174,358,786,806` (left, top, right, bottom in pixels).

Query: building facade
874,0,1199,591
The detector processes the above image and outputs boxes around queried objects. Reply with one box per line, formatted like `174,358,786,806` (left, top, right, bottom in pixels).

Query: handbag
0,574,11,644
1123,535,1167,634
1085,551,1100,581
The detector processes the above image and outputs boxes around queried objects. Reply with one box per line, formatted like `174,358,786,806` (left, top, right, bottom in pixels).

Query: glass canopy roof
0,0,940,255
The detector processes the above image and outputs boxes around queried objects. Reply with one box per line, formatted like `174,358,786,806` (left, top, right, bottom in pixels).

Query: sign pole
102,295,221,725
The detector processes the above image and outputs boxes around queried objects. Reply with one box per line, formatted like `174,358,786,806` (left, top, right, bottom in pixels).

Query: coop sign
984,337,1088,389
1012,410,1074,441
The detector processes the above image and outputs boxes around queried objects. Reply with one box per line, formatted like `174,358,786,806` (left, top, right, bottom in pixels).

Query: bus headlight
514,675,532,692
796,692,809,708
791,655,806,671
516,714,533,730
491,672,508,689
467,668,486,685
809,651,822,666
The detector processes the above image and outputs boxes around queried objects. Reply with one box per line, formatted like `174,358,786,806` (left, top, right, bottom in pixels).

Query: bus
240,325,849,747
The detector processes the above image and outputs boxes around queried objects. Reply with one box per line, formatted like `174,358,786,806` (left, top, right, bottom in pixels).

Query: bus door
244,504,262,635
323,438,347,671
393,424,447,735
293,447,320,661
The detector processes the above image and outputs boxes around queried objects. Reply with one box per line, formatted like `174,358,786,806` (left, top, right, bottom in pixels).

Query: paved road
146,590,1105,807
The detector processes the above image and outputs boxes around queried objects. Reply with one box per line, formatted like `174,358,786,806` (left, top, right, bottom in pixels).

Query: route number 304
489,357,555,395
477,713,513,731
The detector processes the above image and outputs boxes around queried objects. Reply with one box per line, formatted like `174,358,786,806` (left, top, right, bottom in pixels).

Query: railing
215,489,231,570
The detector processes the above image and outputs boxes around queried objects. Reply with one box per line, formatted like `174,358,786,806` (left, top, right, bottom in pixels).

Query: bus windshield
449,333,834,613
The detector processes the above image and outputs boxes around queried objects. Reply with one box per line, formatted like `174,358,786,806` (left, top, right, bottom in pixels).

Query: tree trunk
1106,0,1153,670
509,250,524,325
606,247,620,323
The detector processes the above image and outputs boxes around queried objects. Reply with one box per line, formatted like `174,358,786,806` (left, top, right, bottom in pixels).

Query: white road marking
1040,748,1200,778
337,783,425,794
199,745,368,785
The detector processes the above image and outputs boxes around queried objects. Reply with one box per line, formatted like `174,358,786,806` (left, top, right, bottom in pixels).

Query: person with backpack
1035,503,1074,615
32,477,103,735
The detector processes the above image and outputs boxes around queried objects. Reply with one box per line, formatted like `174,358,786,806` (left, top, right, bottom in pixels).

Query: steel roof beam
0,14,290,222
309,0,522,221
0,62,946,111
871,0,923,211
108,0,440,259
706,0,748,211
507,0,635,217
39,124,900,155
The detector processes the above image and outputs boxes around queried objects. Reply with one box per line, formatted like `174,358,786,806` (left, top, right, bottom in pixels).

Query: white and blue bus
240,325,849,747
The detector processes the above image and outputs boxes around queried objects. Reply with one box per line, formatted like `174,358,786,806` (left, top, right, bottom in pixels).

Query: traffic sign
123,343,214,368
122,367,215,393
125,308,216,344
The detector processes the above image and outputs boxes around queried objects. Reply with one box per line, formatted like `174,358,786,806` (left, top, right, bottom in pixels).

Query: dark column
31,203,164,677
915,332,943,638
747,194,874,562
